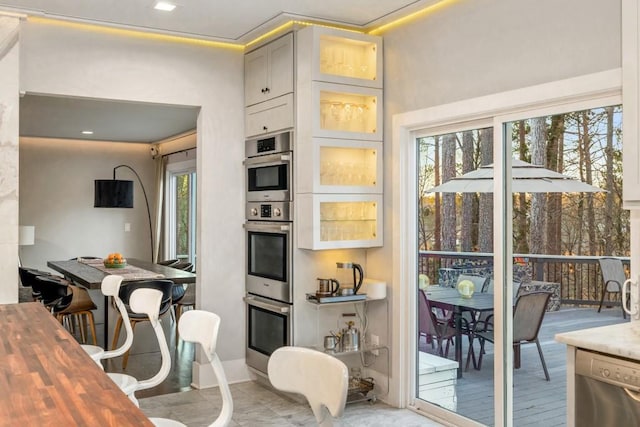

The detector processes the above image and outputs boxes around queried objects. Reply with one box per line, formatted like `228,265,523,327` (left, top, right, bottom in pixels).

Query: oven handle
243,152,291,167
244,296,290,313
243,222,291,233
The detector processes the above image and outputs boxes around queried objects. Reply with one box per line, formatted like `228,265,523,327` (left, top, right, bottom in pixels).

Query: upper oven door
245,221,292,302
245,152,292,202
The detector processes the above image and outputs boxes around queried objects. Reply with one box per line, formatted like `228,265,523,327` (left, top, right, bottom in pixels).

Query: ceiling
0,0,432,43
19,94,199,143
4,0,436,143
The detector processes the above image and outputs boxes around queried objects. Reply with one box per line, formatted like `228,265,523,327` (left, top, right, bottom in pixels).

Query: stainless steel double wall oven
244,131,293,374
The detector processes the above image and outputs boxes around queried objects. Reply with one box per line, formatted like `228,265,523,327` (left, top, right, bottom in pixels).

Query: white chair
108,287,171,407
268,347,348,427
80,275,134,368
149,310,233,427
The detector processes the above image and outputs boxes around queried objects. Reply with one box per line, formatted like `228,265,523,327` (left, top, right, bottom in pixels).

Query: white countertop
555,321,640,360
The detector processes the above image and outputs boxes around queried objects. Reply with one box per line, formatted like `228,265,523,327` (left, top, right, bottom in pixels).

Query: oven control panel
576,349,640,391
246,201,291,221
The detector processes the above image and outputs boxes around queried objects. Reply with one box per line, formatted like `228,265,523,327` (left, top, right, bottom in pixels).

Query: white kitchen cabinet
297,26,382,89
245,93,294,137
245,33,294,107
297,194,383,250
296,138,382,194
297,82,382,142
295,26,384,250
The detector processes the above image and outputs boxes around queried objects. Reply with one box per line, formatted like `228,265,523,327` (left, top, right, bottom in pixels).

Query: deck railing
418,251,630,306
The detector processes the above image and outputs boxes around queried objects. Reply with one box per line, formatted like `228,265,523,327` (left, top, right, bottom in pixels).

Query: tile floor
140,380,445,427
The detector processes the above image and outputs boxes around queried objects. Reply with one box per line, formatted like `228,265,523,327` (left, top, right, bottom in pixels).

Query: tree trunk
461,131,474,252
441,134,457,251
546,115,564,256
582,111,597,255
417,138,429,250
576,113,585,255
478,128,493,252
530,117,546,254
434,136,441,251
514,121,529,253
604,106,614,255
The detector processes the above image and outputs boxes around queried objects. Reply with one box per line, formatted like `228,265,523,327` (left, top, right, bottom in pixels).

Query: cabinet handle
261,88,266,93
265,87,270,93
263,126,268,131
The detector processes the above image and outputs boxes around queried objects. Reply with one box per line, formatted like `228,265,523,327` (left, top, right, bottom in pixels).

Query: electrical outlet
370,334,380,356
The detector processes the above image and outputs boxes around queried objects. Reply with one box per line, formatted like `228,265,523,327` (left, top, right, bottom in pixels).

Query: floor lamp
94,165,153,261
18,225,35,267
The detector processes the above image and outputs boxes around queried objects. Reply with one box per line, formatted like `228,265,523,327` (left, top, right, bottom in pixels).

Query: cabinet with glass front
296,26,383,249
296,138,382,194
296,194,383,250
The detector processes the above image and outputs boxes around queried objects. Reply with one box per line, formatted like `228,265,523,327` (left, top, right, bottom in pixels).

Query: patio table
425,288,494,378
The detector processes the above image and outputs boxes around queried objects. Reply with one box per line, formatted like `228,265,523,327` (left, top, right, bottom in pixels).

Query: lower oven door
575,349,640,426
244,295,292,374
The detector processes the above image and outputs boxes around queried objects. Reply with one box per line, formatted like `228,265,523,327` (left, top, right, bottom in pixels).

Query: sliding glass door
399,71,624,426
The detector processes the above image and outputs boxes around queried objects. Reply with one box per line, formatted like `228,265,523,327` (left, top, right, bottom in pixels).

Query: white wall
368,0,622,406
19,137,155,266
18,20,247,383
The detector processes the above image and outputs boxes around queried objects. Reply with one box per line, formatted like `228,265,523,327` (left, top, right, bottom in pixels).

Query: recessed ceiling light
81,130,94,135
154,2,176,12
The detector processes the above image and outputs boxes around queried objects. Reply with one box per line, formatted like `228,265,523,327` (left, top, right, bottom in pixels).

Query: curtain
152,154,168,263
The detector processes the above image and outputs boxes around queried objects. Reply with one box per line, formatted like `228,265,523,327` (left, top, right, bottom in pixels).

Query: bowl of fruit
104,252,127,269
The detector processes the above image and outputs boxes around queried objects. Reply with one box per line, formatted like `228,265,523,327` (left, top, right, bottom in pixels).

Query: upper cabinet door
245,33,294,107
297,26,382,89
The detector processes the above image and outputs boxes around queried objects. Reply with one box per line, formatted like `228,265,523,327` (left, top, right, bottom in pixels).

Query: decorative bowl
457,279,475,299
104,260,127,269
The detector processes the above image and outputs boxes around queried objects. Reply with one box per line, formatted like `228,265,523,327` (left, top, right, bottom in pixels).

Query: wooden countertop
0,302,153,426
555,321,640,360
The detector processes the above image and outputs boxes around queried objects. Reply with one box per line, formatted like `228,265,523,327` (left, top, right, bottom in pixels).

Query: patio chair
473,291,551,381
597,257,629,319
419,290,455,357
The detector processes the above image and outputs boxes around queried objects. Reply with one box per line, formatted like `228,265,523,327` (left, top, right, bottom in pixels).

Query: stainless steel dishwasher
575,349,640,426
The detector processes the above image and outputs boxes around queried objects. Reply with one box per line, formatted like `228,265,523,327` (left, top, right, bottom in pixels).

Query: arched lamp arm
113,164,153,262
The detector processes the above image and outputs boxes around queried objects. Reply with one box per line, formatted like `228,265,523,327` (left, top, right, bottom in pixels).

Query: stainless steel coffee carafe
341,321,360,352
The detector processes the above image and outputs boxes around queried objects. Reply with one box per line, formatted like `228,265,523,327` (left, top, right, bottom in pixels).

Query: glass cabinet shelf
296,139,382,194
319,144,378,187
297,194,383,249
319,89,377,134
297,26,383,89
319,34,378,83
312,82,383,141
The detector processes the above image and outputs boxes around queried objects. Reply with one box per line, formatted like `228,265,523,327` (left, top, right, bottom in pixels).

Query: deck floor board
420,306,627,425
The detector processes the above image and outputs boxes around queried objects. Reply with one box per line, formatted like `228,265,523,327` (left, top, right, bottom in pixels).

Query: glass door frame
392,69,621,426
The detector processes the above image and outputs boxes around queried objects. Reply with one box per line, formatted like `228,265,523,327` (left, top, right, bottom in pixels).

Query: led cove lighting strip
27,0,459,48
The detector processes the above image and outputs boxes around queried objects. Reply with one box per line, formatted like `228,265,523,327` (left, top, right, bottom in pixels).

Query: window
166,158,196,264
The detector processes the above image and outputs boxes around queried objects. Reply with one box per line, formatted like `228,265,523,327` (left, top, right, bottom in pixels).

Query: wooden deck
419,305,628,426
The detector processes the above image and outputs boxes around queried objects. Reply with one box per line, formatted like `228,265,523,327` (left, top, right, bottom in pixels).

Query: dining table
47,258,196,348
424,287,495,379
0,302,153,426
